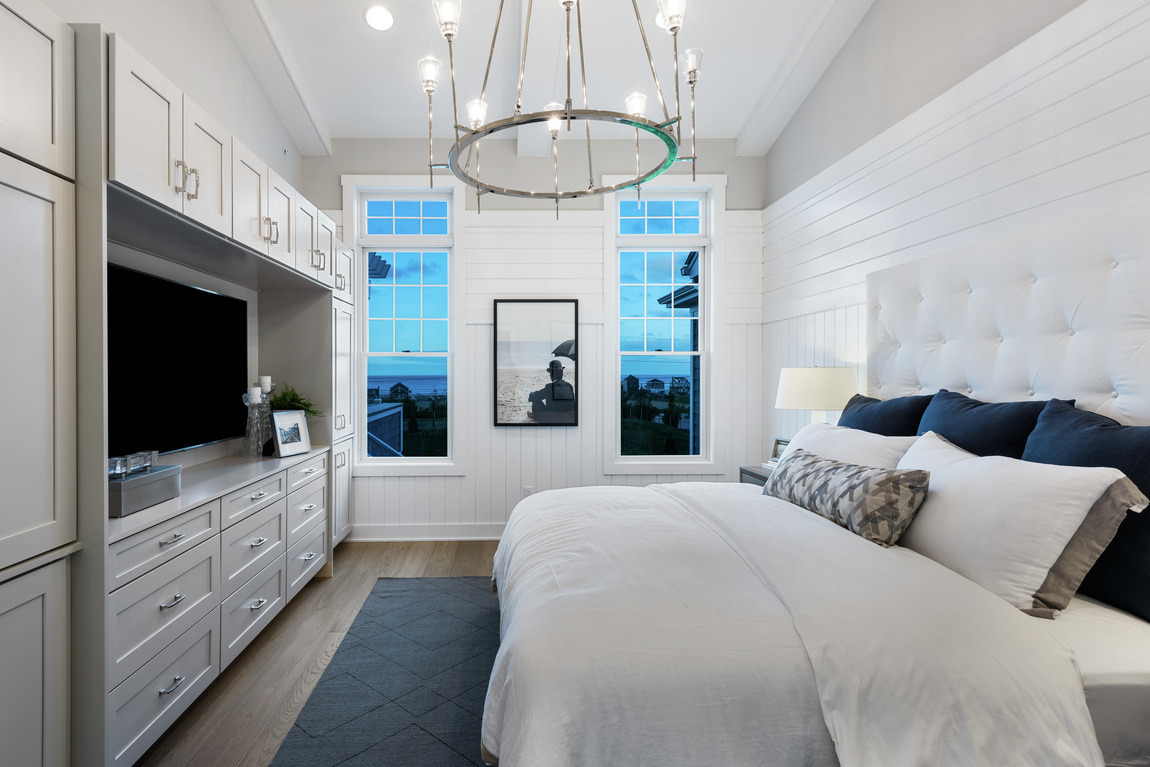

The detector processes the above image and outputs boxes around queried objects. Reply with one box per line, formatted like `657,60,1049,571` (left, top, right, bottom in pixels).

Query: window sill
602,457,725,476
353,460,468,478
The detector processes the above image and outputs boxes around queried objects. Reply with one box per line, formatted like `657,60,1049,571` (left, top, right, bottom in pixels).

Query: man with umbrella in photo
528,358,575,423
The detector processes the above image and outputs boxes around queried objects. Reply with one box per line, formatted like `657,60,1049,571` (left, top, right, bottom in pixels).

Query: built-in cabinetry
109,35,232,236
0,3,77,766
71,24,358,767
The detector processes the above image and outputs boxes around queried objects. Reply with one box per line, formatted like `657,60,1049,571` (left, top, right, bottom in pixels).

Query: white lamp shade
775,367,857,411
544,102,564,133
681,48,703,79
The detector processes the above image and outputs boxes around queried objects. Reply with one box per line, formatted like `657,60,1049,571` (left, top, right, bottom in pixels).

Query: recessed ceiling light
654,11,667,30
364,5,394,31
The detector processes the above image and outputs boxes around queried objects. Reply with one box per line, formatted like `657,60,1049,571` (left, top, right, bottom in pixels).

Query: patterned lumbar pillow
763,448,930,546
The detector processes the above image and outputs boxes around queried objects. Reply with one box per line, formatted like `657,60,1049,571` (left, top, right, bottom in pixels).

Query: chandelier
417,0,702,211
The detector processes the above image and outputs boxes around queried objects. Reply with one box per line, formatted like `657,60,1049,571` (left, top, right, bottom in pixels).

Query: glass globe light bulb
681,48,703,84
466,98,488,129
625,92,647,119
655,0,685,32
418,57,442,94
433,0,462,39
544,102,564,134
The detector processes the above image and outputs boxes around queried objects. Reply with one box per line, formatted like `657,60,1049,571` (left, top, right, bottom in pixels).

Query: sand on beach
497,367,575,424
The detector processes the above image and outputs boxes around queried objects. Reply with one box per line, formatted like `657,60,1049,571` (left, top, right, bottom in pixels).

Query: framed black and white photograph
494,299,578,427
272,410,312,457
771,438,790,461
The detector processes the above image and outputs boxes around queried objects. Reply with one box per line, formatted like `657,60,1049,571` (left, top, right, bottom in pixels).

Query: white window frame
343,175,470,477
602,173,728,475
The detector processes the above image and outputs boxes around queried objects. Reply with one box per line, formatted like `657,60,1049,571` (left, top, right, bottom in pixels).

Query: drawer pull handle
158,531,185,546
250,537,268,548
250,598,268,610
302,467,317,474
302,552,317,562
251,491,268,500
303,503,317,511
158,675,186,695
159,593,185,610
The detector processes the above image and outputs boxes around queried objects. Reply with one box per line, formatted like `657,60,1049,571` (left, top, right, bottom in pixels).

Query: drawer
221,553,285,671
221,498,286,599
107,500,220,591
287,451,328,493
286,519,327,602
286,475,327,548
106,537,220,691
221,471,286,528
108,607,220,766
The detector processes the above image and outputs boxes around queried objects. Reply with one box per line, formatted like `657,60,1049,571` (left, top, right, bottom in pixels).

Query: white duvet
482,482,1103,767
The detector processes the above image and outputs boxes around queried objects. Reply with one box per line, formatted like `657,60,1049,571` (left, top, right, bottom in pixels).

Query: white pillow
780,423,918,469
897,431,1147,612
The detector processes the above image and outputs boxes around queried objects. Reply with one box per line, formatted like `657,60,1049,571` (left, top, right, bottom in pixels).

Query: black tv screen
108,264,249,456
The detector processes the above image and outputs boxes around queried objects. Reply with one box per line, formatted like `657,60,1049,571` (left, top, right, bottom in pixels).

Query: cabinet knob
303,503,318,511
159,593,186,610
186,167,200,200
251,490,268,500
174,160,188,194
158,531,185,546
250,537,268,548
250,598,268,610
158,675,186,695
302,552,317,562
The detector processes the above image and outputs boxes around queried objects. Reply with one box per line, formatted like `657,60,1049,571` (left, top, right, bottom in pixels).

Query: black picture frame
494,299,578,427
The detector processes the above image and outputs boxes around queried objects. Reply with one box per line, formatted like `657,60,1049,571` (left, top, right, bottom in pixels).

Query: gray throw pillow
763,448,930,547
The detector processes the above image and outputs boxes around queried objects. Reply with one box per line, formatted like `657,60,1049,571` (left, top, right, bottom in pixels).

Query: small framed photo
494,299,578,426
771,438,790,461
271,410,311,457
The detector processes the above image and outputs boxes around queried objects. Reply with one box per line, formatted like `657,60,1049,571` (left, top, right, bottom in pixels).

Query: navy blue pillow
917,389,1068,459
838,393,935,437
1022,399,1150,622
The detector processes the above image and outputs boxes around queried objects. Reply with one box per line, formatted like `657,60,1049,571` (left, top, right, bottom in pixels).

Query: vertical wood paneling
353,213,763,540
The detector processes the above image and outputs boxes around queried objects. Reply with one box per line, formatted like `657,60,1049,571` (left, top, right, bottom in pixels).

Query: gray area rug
272,577,500,767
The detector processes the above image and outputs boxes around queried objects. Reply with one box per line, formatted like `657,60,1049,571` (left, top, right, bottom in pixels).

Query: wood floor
136,540,500,767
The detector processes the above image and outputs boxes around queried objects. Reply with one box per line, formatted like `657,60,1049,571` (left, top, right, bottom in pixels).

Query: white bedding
483,482,1104,767
1045,596,1150,766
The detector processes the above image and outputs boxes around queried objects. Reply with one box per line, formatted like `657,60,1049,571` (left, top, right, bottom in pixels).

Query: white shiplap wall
352,209,764,540
762,0,1150,445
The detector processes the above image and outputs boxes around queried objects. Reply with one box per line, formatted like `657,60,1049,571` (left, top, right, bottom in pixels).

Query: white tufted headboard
867,197,1150,426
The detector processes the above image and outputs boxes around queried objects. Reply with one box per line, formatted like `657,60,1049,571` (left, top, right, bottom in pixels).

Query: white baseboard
347,523,506,542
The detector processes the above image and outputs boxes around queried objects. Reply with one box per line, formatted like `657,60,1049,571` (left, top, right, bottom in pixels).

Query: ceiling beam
213,0,332,156
736,0,876,157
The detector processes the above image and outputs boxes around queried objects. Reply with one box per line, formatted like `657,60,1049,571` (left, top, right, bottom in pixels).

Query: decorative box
108,465,182,518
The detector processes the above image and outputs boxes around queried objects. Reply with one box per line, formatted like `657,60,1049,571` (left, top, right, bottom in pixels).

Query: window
617,197,705,458
361,195,453,460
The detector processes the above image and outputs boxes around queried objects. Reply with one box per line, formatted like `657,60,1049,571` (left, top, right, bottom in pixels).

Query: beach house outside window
362,196,452,459
618,197,705,457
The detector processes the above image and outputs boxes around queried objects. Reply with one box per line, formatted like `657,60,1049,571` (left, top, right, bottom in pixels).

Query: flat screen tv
108,264,249,456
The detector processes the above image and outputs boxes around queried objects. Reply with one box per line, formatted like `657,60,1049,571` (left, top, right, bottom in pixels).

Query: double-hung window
362,195,453,460
615,194,708,460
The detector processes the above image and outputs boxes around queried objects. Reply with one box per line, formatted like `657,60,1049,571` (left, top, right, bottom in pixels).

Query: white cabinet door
294,196,322,279
317,212,338,288
181,97,231,235
333,302,354,441
0,153,75,569
334,244,355,305
0,559,69,767
231,137,270,254
267,169,296,267
331,439,353,546
0,0,74,178
109,34,183,211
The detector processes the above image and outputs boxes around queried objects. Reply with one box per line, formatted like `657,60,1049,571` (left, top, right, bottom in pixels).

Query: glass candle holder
242,390,267,457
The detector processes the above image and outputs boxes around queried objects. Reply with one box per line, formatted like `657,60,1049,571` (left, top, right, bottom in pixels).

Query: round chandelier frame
448,109,679,200
419,0,702,211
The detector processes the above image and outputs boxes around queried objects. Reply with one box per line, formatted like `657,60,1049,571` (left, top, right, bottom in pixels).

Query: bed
480,197,1150,767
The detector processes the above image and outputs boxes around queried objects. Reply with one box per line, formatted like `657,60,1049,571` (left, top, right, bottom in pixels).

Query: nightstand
739,464,774,486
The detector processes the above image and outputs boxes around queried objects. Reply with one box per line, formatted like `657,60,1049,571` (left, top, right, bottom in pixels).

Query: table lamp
775,366,858,424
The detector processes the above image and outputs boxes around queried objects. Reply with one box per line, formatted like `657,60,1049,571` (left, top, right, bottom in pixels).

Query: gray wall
42,0,302,186
301,138,767,212
762,0,1087,206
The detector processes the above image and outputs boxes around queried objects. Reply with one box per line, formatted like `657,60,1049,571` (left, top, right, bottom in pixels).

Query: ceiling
214,0,877,158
